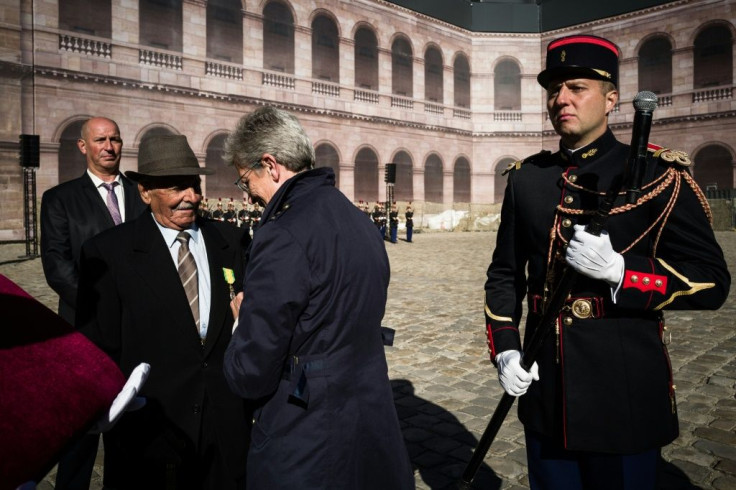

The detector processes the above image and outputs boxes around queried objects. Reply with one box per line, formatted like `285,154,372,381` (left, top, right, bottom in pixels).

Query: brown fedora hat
126,134,214,181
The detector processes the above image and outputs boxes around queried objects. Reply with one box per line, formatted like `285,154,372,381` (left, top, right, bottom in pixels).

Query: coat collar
260,167,334,225
559,128,618,167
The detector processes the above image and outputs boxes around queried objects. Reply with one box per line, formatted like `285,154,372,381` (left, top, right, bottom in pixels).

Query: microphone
624,91,658,204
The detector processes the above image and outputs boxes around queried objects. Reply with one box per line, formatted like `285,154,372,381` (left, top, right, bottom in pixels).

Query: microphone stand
458,91,658,489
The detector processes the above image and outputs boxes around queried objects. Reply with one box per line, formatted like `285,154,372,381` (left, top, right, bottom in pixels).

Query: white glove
90,362,150,433
495,350,539,397
565,224,624,287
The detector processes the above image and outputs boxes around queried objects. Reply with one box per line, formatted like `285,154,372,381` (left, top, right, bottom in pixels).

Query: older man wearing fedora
76,134,251,490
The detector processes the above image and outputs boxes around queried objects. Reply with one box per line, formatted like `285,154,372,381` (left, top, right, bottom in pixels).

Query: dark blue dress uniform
224,167,414,489
484,128,731,454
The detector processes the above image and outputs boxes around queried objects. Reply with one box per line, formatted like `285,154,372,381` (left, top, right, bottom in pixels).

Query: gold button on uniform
642,277,650,285
563,316,573,326
655,279,663,287
630,275,639,283
569,175,578,183
564,195,574,204
562,219,572,228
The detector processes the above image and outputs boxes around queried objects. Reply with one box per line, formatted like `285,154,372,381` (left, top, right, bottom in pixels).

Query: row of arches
57,119,473,203
55,116,736,203
638,24,733,94
59,1,735,112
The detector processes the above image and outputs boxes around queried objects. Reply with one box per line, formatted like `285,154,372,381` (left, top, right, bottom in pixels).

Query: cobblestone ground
1,230,734,489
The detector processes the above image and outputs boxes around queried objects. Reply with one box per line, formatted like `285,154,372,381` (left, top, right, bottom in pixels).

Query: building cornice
541,0,694,36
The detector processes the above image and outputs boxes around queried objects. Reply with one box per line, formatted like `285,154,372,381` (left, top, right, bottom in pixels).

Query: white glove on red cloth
565,224,625,287
495,350,539,397
90,362,150,433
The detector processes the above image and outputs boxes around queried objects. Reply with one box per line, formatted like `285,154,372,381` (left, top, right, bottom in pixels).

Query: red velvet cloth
0,274,125,489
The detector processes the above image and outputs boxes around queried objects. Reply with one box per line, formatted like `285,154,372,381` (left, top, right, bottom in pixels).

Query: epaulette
501,150,551,176
647,143,691,167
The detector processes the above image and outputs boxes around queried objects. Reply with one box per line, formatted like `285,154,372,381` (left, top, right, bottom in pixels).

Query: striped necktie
100,182,122,225
176,231,201,340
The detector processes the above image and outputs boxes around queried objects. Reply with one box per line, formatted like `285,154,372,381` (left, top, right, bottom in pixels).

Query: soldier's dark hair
224,106,315,173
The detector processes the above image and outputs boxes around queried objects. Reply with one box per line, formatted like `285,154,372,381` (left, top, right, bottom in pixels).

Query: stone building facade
0,0,734,239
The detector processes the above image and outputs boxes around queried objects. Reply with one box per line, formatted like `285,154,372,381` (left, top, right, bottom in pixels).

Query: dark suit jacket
41,171,146,324
76,213,251,488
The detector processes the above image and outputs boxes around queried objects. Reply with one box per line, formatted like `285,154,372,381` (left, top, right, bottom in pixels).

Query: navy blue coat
225,168,414,489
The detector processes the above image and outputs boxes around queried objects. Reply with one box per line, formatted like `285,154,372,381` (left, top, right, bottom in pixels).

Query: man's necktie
176,231,201,339
100,182,122,225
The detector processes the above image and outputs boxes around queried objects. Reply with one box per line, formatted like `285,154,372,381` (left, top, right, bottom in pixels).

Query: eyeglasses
233,161,262,194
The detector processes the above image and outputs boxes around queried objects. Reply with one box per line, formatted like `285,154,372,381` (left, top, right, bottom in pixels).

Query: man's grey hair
224,106,315,173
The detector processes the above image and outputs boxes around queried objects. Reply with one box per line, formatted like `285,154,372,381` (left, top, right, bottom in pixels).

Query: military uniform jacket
485,129,730,453
224,167,414,489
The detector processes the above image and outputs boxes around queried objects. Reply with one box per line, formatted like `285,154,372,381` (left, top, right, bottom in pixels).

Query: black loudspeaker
384,163,396,184
20,135,40,167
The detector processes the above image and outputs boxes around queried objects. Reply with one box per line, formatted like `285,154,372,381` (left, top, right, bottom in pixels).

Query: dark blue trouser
406,226,413,242
526,430,659,490
390,226,397,243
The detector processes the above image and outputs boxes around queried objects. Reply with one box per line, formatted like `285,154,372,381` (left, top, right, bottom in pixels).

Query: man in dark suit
76,134,250,490
40,116,146,489
223,106,414,489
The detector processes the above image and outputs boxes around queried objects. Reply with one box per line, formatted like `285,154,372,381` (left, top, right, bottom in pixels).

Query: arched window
57,120,87,184
453,157,471,203
495,60,521,110
392,37,413,97
139,126,176,145
424,155,443,203
139,0,182,52
494,158,515,203
454,54,470,108
392,151,413,202
205,133,235,200
693,144,734,191
59,0,111,38
315,143,340,188
263,1,295,73
354,148,379,202
207,0,243,63
354,27,378,90
694,25,733,88
425,46,443,103
638,36,672,94
312,15,339,82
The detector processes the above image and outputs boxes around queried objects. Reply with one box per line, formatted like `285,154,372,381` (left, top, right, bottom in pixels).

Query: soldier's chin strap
458,92,659,489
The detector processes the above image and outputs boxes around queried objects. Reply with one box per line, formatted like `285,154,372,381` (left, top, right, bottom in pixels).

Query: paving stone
712,474,736,490
694,426,736,445
694,439,736,460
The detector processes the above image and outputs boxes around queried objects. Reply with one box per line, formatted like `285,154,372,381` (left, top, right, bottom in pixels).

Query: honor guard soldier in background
238,199,251,234
199,197,213,219
249,202,262,235
371,204,382,232
404,202,414,243
212,199,225,221
224,198,237,226
484,34,730,490
389,202,399,244
362,201,372,221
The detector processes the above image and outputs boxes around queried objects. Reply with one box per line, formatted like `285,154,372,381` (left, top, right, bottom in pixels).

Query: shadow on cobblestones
393,379,501,489
659,457,702,489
